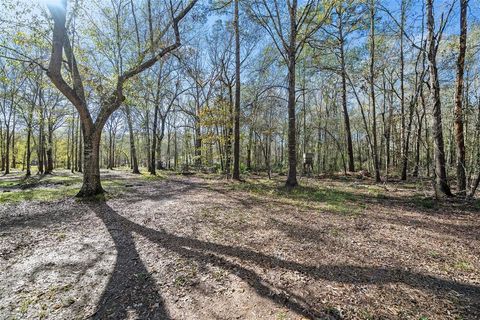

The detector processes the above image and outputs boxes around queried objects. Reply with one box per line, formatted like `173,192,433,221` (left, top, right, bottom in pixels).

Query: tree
426,0,452,197
232,0,241,180
248,0,332,187
454,0,468,196
369,0,380,182
326,1,366,173
45,0,197,196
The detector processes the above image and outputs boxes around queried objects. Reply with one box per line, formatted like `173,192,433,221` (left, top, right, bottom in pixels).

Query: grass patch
411,196,437,209
0,178,22,188
453,260,473,272
230,178,364,215
140,172,166,181
0,187,78,203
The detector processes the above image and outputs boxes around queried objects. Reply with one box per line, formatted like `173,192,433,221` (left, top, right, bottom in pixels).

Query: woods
1,1,480,319
0,0,479,198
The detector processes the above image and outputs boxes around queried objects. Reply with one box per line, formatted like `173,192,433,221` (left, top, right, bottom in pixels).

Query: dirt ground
0,169,479,320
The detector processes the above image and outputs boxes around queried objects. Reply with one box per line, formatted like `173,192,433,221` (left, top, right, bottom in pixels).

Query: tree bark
11,111,16,169
426,0,452,196
26,103,34,177
338,8,355,172
370,0,381,182
77,123,83,173
125,105,140,173
45,120,54,173
37,106,44,174
454,0,468,196
399,0,406,180
232,0,241,180
77,130,104,197
285,0,298,187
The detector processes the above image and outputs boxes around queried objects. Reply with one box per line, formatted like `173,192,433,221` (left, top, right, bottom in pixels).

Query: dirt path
1,170,479,319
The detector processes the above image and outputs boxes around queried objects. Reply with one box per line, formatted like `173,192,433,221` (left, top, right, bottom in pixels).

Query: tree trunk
285,0,298,188
247,126,253,171
77,131,104,197
11,111,16,169
399,0,406,179
225,85,234,176
4,126,10,174
45,122,54,174
125,105,140,173
426,0,452,196
370,0,381,182
77,123,83,173
338,10,355,172
401,98,416,181
150,102,159,175
38,108,44,174
413,89,426,177
26,116,33,177
454,0,468,196
232,0,241,180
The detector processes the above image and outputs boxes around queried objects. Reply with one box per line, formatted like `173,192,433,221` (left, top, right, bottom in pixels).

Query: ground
0,169,479,320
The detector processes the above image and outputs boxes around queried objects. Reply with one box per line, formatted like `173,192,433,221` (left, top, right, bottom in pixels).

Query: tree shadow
87,201,480,319
91,205,170,319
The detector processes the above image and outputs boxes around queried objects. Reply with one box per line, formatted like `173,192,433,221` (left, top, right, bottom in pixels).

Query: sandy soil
0,170,479,320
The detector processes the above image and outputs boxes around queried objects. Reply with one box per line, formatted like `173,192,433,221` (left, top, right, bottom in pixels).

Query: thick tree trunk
77,131,104,197
427,0,452,196
454,0,468,196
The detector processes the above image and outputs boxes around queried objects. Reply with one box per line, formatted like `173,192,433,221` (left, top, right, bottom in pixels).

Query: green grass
411,196,437,209
0,187,78,203
453,260,473,272
230,178,365,215
0,179,21,188
140,172,166,181
0,171,128,203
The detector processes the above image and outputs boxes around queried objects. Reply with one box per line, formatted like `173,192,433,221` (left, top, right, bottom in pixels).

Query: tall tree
426,0,452,196
369,0,381,182
454,0,468,196
45,0,197,196
248,0,332,187
232,0,241,180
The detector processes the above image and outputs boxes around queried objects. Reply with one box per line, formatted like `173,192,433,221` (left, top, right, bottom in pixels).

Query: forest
0,0,479,319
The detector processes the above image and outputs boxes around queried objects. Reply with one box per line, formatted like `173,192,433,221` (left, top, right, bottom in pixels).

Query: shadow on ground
87,199,480,319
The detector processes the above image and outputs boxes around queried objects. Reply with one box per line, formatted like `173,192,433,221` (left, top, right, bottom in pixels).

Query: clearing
0,170,479,319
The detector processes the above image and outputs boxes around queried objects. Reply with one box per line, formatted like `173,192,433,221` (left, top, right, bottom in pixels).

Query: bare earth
0,170,479,320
